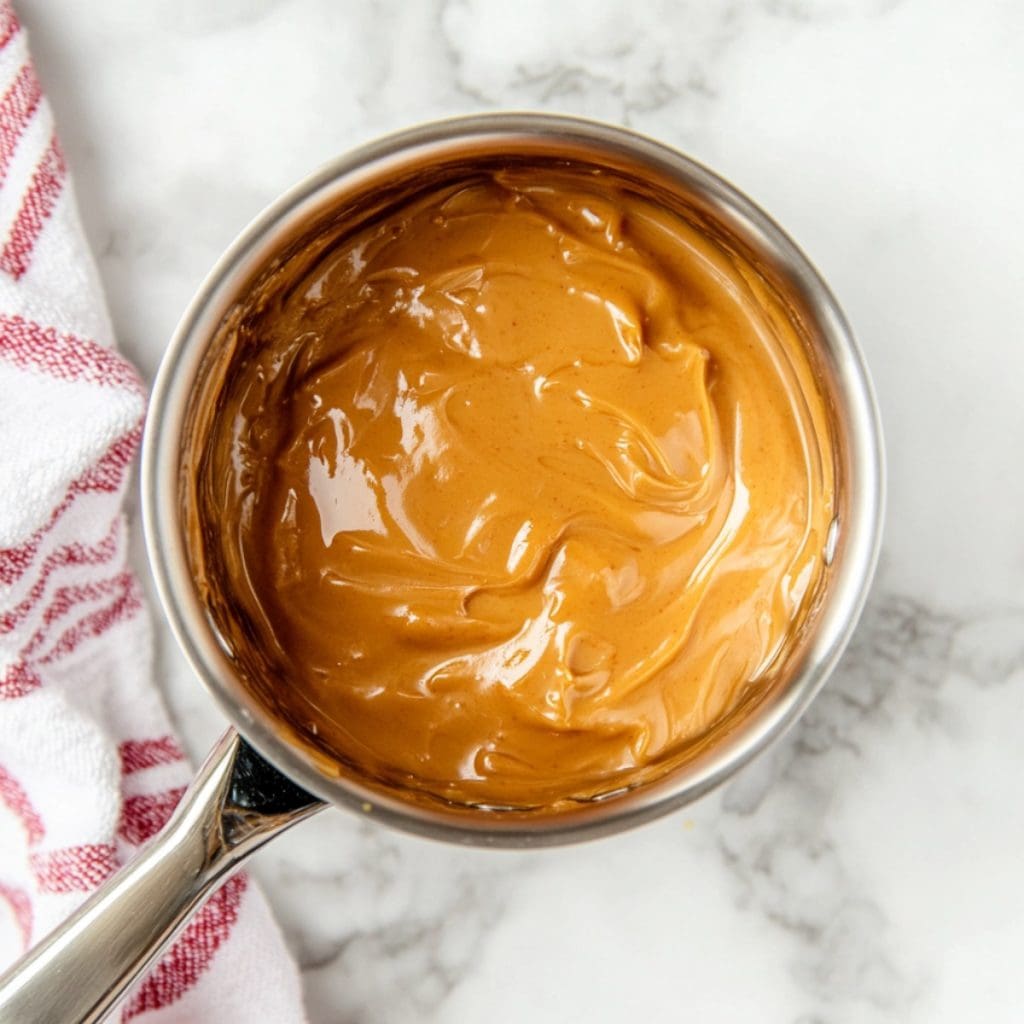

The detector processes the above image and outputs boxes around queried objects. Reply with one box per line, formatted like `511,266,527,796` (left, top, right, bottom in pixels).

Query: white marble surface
19,0,1024,1019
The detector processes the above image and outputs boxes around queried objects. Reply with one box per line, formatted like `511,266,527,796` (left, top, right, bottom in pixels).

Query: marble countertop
19,0,1024,1019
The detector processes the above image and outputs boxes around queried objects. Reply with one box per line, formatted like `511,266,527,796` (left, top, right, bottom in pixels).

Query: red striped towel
0,4,307,1019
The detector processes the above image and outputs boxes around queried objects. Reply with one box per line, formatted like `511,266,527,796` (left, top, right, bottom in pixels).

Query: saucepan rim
141,112,885,847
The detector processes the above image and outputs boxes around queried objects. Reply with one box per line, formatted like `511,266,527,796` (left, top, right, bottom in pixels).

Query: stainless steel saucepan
0,114,884,1024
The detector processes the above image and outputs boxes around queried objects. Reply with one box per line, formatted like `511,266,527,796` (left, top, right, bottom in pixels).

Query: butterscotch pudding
186,162,835,811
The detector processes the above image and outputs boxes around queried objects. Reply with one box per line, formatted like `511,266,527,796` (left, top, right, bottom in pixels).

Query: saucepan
0,113,884,1023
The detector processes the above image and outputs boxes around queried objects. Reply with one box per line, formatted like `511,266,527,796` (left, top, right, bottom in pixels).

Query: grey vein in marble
717,588,1024,1020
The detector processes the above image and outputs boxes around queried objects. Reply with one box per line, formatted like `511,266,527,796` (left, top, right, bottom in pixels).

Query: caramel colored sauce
192,166,835,810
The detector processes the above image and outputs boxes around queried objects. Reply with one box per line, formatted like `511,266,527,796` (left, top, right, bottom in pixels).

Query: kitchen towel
0,4,307,1020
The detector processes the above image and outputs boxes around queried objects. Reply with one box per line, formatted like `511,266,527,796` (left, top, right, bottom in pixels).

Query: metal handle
0,730,323,1024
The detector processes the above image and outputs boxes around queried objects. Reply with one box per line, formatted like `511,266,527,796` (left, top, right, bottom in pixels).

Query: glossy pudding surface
188,163,836,810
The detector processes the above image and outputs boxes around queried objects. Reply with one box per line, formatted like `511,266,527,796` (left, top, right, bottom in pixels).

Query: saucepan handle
0,730,323,1024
